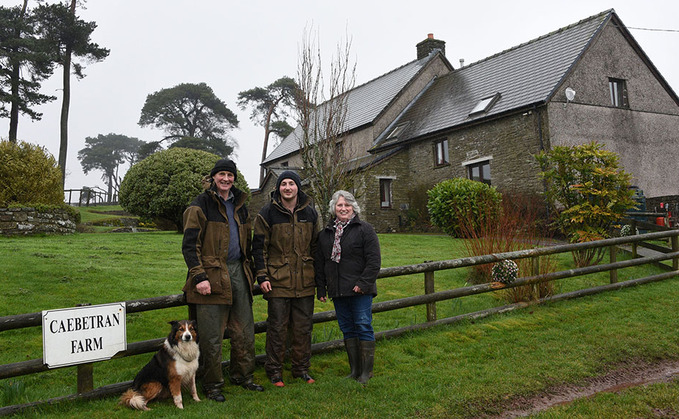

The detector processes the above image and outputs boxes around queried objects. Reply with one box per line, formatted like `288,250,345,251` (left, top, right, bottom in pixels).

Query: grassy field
2,224,679,418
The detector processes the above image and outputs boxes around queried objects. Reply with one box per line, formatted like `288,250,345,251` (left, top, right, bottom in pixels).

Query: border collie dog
120,320,200,410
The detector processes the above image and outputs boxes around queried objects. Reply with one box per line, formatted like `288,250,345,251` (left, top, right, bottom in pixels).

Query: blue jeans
333,295,374,341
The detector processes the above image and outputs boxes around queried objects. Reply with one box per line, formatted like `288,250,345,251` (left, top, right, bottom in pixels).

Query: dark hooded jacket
315,214,381,299
181,184,254,305
252,186,319,299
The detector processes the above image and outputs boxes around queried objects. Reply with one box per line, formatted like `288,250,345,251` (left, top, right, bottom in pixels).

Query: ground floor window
380,178,393,208
466,160,491,185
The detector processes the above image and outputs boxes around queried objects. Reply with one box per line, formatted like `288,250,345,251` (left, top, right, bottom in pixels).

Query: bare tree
296,27,358,224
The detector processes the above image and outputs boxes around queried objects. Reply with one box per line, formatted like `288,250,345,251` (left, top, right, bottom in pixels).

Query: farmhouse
252,9,679,232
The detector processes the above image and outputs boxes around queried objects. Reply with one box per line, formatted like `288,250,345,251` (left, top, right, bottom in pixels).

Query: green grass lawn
1,231,678,418
75,205,141,233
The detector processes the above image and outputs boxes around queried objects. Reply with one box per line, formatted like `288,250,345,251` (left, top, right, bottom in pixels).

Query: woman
315,190,381,384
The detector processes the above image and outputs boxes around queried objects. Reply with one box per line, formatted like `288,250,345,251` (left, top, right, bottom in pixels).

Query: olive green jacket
252,190,319,298
181,185,254,305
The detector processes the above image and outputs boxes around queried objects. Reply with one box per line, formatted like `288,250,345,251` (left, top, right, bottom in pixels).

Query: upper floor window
280,161,289,167
379,178,393,208
609,78,629,108
467,160,491,185
434,139,449,166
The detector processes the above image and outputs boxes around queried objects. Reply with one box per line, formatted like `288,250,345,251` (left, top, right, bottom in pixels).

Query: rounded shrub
427,178,502,237
119,148,250,231
0,140,63,206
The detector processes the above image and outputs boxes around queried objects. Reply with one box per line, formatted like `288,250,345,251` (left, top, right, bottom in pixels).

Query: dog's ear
169,320,179,327
189,320,197,329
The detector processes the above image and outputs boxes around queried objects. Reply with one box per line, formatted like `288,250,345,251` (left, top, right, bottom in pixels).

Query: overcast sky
2,0,678,191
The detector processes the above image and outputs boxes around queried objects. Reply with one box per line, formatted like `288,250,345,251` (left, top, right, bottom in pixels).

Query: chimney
416,33,446,60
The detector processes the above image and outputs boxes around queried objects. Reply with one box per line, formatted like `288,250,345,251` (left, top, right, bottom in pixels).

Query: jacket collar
208,184,247,209
325,213,361,230
271,188,310,213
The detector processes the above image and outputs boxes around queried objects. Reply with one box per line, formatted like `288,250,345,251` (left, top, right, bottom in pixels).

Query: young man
182,158,264,402
252,171,319,387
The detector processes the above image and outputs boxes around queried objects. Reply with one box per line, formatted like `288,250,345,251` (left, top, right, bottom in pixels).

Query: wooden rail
1,229,679,415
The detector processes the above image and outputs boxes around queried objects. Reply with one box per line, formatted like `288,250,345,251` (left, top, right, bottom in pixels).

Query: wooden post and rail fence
63,188,117,207
1,229,679,415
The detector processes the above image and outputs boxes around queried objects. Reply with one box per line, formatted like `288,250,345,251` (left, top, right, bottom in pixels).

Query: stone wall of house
407,112,545,195
360,111,547,233
0,207,77,236
359,152,412,232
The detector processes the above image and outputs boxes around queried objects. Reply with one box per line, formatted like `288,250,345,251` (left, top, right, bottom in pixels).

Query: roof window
386,123,409,140
469,93,501,116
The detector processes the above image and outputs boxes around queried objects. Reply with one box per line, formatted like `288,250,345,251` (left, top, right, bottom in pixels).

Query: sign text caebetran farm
42,302,126,368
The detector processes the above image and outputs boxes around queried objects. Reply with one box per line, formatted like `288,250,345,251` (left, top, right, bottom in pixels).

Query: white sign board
42,302,126,368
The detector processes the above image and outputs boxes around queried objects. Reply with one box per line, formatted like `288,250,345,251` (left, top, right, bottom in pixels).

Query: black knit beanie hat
210,158,238,181
276,170,302,190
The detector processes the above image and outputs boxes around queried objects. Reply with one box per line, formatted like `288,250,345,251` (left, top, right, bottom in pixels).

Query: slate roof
262,52,445,164
372,10,612,150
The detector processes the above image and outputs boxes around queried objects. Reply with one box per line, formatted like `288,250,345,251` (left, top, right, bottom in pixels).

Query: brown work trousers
264,296,315,379
191,261,256,392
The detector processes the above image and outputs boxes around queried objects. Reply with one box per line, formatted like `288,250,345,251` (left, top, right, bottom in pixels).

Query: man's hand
196,280,211,295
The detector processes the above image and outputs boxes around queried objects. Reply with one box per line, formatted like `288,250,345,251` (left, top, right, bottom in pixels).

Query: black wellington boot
357,340,375,384
344,338,361,379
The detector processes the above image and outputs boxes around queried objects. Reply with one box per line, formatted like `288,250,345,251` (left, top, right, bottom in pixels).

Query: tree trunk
59,52,71,187
107,174,113,203
7,0,28,143
8,63,20,143
58,0,77,188
259,105,274,185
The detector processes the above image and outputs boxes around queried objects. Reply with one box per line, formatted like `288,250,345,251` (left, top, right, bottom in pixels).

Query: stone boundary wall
0,207,77,236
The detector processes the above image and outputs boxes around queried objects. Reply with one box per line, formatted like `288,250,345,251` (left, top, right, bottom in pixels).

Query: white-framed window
609,78,628,108
379,178,393,208
434,139,449,166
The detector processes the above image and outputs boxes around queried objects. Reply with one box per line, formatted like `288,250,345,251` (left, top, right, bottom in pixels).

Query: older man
182,158,264,402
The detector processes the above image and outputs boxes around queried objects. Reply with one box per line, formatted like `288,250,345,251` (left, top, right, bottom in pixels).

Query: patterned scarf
330,217,352,263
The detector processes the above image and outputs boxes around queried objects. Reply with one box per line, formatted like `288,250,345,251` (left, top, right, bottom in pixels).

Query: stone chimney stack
416,33,446,60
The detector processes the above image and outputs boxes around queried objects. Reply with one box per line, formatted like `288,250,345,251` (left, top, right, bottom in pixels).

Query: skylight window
386,123,408,140
469,93,501,116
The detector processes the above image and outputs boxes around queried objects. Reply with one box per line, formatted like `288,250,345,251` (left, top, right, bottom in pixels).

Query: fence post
424,267,436,322
609,245,618,283
673,235,678,271
530,256,540,300
77,363,93,393
631,220,638,258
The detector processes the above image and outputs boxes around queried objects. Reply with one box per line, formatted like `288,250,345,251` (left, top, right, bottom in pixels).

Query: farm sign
42,302,126,368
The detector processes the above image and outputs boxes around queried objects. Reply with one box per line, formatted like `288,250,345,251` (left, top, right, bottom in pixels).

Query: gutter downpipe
534,104,550,220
